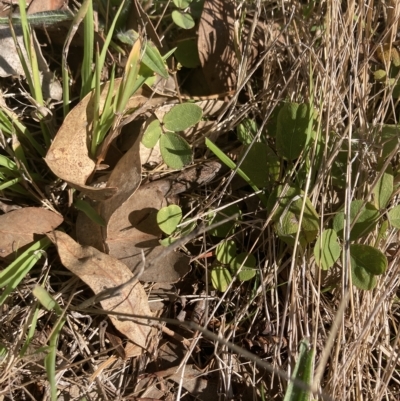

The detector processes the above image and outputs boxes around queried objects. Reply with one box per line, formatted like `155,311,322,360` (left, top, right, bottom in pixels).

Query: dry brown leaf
44,80,165,200
105,181,190,283
0,207,63,260
197,0,237,93
48,231,153,350
101,131,142,223
28,0,65,13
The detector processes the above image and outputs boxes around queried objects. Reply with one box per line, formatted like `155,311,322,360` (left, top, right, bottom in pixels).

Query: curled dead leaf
105,180,190,282
0,207,63,260
48,231,153,350
44,79,165,200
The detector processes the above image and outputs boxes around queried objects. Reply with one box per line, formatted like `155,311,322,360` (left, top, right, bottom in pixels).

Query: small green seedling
211,240,257,292
208,204,241,238
157,205,197,246
388,205,400,228
157,205,183,235
283,338,314,401
349,244,387,290
267,185,319,248
332,200,379,241
313,197,388,290
142,103,203,169
313,229,340,271
171,0,195,29
33,285,66,401
276,102,316,161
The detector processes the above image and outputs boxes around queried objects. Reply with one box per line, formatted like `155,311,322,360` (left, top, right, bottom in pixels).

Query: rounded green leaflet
230,252,257,281
388,205,400,228
276,102,312,160
267,185,319,247
171,10,195,29
211,267,232,292
174,39,200,68
216,240,237,264
157,205,182,235
373,167,393,210
333,200,379,241
208,204,241,237
163,103,203,132
351,262,377,291
313,229,341,270
160,132,192,169
239,143,270,189
350,244,387,276
237,118,257,145
374,70,387,81
142,119,162,148
173,0,192,9
159,220,197,247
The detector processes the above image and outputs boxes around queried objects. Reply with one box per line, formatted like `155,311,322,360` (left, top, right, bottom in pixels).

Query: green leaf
267,186,319,247
0,237,51,306
0,343,7,363
230,252,257,281
142,119,162,148
142,41,170,79
157,205,182,235
350,244,387,276
160,220,197,246
380,125,400,159
216,240,237,264
163,103,203,131
237,119,258,145
239,143,280,190
374,69,387,81
283,339,314,401
349,244,384,290
388,205,400,228
211,267,232,292
33,285,62,316
314,229,341,270
116,30,169,79
173,0,193,9
174,39,200,68
160,132,192,169
333,200,379,241
172,10,195,29
74,199,106,227
351,265,377,290
373,167,393,210
208,204,241,237
276,103,312,160
205,138,268,206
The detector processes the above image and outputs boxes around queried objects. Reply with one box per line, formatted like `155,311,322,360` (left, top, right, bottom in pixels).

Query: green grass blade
0,237,51,305
19,303,40,357
62,0,91,115
0,108,45,156
34,286,66,401
90,0,127,91
116,38,141,113
74,199,106,227
205,138,268,206
80,0,94,98
45,317,65,401
0,10,73,26
283,339,314,401
14,0,50,147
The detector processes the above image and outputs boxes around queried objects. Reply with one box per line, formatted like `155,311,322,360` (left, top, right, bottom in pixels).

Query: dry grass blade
4,0,400,400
